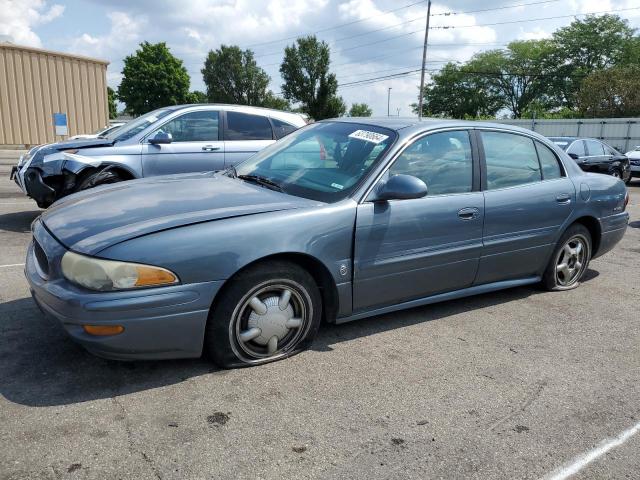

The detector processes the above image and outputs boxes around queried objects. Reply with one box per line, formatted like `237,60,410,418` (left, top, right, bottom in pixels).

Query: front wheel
541,224,592,291
204,261,322,368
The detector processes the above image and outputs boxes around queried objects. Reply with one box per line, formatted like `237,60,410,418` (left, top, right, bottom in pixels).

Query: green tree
550,15,636,108
202,45,281,106
280,36,346,120
412,62,502,118
186,90,208,103
107,86,117,119
577,65,640,117
261,92,291,111
348,103,372,117
117,41,190,116
466,40,558,118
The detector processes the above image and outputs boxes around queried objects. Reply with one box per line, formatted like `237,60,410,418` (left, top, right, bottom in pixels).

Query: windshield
105,109,173,142
234,121,396,202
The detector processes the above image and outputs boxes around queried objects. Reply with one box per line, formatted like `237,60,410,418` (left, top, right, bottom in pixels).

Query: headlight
61,251,178,291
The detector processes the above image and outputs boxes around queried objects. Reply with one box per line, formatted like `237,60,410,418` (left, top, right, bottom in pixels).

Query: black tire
75,168,124,191
204,261,322,368
541,223,592,291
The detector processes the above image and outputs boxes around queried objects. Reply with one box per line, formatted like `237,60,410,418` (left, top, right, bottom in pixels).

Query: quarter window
535,141,562,180
482,131,542,190
389,130,473,195
271,118,298,139
225,112,273,140
150,110,219,142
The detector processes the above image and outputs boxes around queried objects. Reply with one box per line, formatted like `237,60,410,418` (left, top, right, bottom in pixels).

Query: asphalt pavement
1,150,639,480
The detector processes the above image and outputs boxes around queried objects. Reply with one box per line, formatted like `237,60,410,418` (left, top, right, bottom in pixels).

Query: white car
624,145,640,181
68,122,126,140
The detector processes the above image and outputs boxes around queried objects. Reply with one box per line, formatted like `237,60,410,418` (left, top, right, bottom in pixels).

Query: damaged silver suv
10,104,306,208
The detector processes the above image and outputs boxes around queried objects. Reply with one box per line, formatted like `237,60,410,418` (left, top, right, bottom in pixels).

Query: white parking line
0,263,25,268
541,421,640,480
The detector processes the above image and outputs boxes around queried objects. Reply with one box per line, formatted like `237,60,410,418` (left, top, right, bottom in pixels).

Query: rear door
224,111,275,166
476,130,574,284
141,109,224,176
584,139,609,173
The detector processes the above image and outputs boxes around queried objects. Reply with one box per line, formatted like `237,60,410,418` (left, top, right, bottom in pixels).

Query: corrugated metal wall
0,43,109,146
493,118,640,153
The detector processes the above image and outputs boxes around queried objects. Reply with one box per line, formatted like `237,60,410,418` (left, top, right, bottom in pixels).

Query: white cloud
0,0,64,47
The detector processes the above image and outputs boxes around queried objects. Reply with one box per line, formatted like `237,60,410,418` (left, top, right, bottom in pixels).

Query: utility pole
417,0,432,120
387,87,392,116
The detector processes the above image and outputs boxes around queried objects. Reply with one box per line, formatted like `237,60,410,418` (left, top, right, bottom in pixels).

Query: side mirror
373,174,428,201
568,152,579,160
148,131,172,145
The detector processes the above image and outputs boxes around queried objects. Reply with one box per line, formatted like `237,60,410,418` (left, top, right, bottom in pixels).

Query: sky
1,0,639,116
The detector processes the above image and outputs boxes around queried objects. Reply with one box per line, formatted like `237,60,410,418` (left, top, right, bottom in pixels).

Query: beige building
0,42,109,147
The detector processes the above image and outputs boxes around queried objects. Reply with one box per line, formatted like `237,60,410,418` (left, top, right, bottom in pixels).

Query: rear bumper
26,242,224,360
593,212,628,259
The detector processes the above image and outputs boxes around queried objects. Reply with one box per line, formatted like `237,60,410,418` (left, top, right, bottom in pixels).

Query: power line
431,6,640,29
245,0,426,49
432,0,561,16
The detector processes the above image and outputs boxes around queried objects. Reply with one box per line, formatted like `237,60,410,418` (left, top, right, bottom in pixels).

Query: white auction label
348,130,389,144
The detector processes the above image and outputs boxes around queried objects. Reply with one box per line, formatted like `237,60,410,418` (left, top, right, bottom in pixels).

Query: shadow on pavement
0,210,41,233
0,270,599,408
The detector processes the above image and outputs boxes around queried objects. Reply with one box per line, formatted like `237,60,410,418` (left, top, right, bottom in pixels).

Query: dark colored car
26,119,629,368
549,137,631,184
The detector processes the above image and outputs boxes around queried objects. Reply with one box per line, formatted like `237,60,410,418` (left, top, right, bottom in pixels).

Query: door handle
457,207,479,220
556,193,571,204
202,145,220,151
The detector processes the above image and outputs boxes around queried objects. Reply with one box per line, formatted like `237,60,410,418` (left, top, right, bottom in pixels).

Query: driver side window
389,130,473,195
151,110,219,142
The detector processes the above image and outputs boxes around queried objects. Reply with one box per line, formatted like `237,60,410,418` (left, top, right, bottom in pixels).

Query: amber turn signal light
83,325,124,336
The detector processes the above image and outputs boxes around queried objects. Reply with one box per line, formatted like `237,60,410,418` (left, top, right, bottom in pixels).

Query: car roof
322,117,544,137
166,104,306,125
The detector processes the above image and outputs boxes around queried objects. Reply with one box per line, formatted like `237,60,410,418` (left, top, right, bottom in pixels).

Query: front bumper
25,223,224,360
23,167,57,207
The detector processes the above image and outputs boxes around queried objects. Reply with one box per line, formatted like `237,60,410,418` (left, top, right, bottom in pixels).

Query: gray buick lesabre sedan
26,118,629,368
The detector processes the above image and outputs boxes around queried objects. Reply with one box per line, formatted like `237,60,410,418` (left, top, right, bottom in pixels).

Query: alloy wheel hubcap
556,236,587,286
232,282,309,360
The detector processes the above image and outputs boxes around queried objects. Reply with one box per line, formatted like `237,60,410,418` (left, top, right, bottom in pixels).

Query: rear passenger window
586,140,605,156
389,130,473,195
225,112,273,140
482,132,541,190
567,140,586,157
271,118,298,139
535,142,562,180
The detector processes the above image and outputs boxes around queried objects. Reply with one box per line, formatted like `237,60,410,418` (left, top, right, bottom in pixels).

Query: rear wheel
204,261,322,368
542,224,592,291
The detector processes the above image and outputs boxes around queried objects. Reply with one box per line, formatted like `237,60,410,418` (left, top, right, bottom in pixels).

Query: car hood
41,172,319,255
30,138,115,164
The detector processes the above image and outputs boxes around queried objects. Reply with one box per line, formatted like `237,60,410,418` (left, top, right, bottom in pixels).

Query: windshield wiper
238,174,284,192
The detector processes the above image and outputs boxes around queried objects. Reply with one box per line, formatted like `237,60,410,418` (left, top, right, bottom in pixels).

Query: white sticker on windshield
146,115,158,123
348,130,389,144
331,183,344,190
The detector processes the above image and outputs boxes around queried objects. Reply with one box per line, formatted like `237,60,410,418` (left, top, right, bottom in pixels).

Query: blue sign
53,113,68,135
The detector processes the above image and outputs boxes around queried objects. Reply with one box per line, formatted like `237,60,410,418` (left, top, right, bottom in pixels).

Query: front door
142,109,224,176
353,130,484,312
476,130,575,284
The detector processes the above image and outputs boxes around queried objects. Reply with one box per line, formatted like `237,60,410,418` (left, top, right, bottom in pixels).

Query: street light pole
417,0,432,120
387,87,392,116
